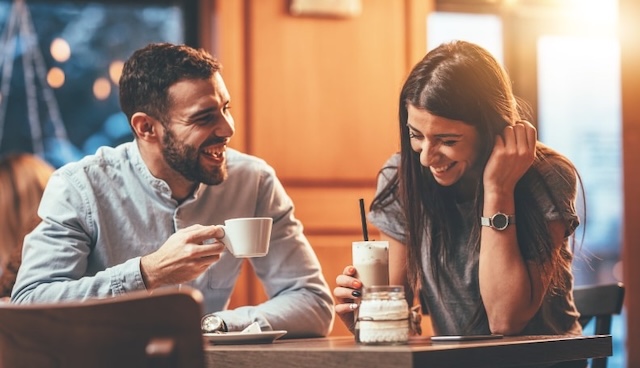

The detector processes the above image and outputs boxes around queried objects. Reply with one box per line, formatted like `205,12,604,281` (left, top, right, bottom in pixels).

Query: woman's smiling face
407,104,481,187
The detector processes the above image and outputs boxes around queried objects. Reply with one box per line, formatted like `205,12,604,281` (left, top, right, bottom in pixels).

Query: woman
0,153,54,299
334,41,583,341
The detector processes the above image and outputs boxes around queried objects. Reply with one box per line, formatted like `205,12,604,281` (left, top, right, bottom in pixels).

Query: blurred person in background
0,153,54,300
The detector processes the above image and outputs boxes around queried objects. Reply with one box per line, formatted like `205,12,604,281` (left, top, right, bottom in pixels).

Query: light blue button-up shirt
12,141,334,337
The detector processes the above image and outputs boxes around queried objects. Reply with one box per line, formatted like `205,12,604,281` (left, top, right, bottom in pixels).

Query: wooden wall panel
287,186,378,235
246,0,405,181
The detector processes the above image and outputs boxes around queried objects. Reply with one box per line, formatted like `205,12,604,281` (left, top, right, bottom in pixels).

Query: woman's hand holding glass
333,265,363,334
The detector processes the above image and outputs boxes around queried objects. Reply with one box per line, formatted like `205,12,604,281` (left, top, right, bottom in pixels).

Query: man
12,43,334,337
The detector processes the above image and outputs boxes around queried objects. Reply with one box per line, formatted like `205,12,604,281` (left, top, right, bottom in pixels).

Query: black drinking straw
359,198,369,241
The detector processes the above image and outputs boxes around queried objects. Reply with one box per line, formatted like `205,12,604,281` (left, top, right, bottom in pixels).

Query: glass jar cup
357,285,409,345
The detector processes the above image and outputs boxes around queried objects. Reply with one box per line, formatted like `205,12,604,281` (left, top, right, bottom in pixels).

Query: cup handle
219,225,234,255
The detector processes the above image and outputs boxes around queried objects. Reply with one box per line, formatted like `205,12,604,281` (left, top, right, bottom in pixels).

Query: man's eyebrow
406,123,463,138
188,107,217,119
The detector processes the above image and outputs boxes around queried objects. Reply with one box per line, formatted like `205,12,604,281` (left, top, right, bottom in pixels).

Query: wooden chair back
573,282,625,368
0,286,205,368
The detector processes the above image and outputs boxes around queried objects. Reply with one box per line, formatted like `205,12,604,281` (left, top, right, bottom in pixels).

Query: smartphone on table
430,334,504,342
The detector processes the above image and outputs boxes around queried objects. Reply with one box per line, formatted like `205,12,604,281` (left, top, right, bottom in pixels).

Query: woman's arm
480,203,566,334
480,121,565,335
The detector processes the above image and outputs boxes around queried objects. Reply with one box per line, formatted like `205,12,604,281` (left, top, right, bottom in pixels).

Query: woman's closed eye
409,131,458,147
442,139,458,147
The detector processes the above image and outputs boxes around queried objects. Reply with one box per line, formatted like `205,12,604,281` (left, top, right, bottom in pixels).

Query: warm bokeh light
50,38,71,63
505,0,618,35
47,67,65,88
562,0,618,36
613,261,623,282
93,77,111,100
109,60,124,84
565,0,617,22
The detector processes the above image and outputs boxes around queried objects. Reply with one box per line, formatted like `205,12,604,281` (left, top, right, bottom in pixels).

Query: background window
0,0,196,167
427,12,503,62
538,33,624,368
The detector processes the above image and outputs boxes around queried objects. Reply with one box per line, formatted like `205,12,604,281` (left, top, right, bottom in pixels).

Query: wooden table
204,334,611,368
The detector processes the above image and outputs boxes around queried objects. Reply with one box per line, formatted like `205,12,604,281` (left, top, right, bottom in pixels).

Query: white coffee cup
352,240,389,287
220,217,273,258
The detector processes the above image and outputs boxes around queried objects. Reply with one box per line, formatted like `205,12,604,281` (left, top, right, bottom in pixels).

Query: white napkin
241,322,262,334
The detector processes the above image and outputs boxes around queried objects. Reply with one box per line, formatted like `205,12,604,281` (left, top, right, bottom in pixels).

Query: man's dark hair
119,43,221,132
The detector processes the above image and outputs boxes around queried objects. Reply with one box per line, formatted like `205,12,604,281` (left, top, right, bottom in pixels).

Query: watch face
492,213,509,230
202,315,222,333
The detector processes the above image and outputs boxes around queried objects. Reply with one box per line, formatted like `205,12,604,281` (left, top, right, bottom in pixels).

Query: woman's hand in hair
483,120,537,195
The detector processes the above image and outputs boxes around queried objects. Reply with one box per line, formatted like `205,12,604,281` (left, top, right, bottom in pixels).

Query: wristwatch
481,212,516,231
201,314,228,333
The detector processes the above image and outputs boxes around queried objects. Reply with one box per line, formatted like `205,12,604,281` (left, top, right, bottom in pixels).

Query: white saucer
203,330,287,345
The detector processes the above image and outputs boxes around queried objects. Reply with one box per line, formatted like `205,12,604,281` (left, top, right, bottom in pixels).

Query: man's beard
161,128,227,185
